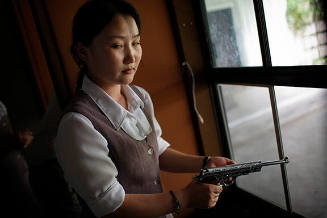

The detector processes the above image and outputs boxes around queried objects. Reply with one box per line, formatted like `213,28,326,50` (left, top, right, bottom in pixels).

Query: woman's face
81,14,142,88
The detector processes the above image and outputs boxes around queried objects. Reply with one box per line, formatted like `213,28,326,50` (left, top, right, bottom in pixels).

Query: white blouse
54,76,170,217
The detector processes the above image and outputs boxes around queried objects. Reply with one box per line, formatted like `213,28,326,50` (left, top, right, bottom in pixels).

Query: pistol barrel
260,157,289,167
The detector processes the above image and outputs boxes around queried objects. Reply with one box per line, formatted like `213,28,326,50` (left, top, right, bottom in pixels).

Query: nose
124,45,136,64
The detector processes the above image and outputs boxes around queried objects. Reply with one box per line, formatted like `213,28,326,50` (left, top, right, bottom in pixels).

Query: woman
55,0,236,217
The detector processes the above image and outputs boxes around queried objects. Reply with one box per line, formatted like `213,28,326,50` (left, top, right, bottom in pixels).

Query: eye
132,41,141,47
111,43,123,49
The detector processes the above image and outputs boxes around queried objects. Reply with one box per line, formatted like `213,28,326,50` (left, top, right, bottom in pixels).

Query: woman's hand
176,181,223,209
206,156,236,168
204,156,237,186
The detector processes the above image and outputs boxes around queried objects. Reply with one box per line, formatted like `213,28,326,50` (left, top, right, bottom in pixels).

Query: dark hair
71,0,141,89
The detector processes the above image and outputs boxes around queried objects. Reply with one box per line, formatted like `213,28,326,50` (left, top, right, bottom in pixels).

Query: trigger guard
219,178,235,187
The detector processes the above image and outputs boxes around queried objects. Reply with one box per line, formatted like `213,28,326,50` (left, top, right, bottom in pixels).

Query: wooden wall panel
12,0,53,109
43,0,85,93
169,0,223,157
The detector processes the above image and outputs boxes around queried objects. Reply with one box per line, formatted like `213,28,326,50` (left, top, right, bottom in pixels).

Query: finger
208,201,217,208
211,192,220,198
214,192,220,198
209,196,219,208
212,185,223,194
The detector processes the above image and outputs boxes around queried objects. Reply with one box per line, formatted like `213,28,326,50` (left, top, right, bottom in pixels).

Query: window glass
275,86,327,217
204,0,262,67
219,84,286,209
263,0,327,66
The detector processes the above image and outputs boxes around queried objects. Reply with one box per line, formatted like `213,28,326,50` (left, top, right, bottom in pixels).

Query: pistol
193,157,289,186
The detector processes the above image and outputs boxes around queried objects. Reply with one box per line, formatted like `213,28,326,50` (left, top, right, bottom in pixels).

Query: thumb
207,162,216,168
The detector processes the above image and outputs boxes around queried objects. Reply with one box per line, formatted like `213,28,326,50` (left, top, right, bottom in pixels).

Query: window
200,0,327,217
205,0,262,67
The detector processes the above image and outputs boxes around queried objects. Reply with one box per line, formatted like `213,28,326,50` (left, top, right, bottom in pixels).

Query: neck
87,75,128,109
102,84,122,101
102,84,128,110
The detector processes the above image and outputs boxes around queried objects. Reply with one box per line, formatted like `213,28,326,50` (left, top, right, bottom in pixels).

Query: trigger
223,177,235,187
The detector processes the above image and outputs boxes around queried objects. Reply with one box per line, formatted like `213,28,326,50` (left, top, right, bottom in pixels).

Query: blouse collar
81,75,144,130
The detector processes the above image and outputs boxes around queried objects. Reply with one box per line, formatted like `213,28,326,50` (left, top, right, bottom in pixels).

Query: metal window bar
196,0,294,212
253,0,292,213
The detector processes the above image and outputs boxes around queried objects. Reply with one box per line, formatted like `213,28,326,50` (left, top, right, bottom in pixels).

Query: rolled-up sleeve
54,112,125,217
153,117,170,155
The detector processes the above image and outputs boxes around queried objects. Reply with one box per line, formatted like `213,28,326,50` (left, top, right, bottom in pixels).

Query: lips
122,68,135,74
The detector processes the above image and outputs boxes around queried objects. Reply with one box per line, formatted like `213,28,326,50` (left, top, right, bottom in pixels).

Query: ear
75,42,89,62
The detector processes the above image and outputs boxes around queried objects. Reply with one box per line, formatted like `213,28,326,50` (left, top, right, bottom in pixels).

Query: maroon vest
66,86,171,217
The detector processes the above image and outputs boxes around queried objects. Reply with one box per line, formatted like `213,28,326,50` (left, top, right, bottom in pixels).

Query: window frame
168,0,326,214
195,0,327,213
198,0,327,89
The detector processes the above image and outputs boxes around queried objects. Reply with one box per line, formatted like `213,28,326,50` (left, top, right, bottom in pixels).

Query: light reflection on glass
204,0,262,67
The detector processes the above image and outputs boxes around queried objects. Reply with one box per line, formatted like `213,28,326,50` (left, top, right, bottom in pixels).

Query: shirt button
147,147,153,155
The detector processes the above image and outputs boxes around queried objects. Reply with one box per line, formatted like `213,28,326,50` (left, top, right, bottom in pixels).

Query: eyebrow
106,33,140,40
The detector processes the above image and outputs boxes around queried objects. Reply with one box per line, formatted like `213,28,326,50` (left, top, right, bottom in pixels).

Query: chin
121,76,135,85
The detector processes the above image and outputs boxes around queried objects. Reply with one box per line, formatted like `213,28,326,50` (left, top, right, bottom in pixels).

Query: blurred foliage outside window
286,0,326,64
